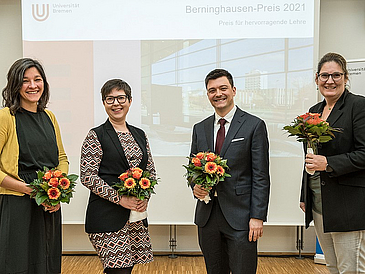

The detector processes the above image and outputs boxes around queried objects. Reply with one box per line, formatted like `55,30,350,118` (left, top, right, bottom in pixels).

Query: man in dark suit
190,69,270,274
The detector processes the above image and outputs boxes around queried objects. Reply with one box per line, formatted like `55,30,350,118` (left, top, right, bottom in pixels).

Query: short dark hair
205,69,234,89
317,52,349,81
2,58,50,114
101,79,132,101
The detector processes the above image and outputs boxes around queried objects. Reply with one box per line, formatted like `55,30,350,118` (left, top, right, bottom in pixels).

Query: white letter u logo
32,4,49,22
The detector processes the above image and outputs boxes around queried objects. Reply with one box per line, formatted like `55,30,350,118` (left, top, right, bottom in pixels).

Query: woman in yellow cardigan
0,58,68,274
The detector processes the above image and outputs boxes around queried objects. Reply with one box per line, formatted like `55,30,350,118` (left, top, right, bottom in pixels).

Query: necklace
328,107,332,110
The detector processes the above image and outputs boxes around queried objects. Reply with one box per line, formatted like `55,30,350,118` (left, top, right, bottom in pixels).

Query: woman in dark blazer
80,79,155,274
300,52,365,274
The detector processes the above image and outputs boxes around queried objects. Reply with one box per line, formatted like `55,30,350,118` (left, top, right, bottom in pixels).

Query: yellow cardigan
0,107,69,196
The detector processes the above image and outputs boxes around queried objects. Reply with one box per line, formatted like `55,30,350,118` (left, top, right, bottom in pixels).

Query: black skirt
0,195,62,274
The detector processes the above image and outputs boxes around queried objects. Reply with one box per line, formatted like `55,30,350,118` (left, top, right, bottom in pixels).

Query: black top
15,108,59,182
85,119,148,233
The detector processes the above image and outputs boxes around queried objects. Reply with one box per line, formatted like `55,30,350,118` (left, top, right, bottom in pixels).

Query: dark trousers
198,197,257,274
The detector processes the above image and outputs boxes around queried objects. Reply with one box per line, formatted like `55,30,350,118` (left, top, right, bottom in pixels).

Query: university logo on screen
32,4,49,21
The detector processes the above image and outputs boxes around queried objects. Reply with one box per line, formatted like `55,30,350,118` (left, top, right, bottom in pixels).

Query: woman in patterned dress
80,79,155,274
0,58,68,273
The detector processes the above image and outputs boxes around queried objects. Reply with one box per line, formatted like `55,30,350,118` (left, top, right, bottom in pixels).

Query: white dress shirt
213,105,237,151
213,106,237,197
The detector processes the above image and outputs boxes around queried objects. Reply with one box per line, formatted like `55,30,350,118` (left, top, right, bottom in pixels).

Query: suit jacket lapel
312,100,325,113
326,90,347,127
220,108,246,156
204,115,215,152
104,119,130,169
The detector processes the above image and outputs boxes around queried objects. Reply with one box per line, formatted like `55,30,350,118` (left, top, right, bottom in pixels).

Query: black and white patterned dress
80,130,155,269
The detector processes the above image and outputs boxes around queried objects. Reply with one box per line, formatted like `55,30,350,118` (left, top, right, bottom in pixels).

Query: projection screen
21,0,319,225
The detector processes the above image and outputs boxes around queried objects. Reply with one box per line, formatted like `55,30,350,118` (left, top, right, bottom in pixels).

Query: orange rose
216,165,225,176
139,178,151,189
206,153,217,162
53,170,63,178
307,113,323,125
59,178,70,190
196,152,205,160
48,178,59,188
192,157,202,167
132,167,143,174
298,113,310,120
132,170,143,180
118,172,129,181
205,162,217,174
48,188,61,199
124,178,136,189
43,171,52,180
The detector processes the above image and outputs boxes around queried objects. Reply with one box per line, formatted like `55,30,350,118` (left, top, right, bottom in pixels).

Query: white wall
319,0,365,60
0,0,22,90
1,0,364,254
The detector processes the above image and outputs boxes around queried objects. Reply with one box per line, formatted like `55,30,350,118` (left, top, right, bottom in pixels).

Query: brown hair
2,58,50,114
317,52,349,81
100,79,132,101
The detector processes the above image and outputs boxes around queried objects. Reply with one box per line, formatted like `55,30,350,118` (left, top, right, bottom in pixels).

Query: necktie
215,118,226,155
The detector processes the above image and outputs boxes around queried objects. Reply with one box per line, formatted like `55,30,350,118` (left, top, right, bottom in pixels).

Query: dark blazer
301,90,365,232
190,107,270,230
85,119,148,233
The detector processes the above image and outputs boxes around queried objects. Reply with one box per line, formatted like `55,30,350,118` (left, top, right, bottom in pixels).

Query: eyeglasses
104,95,128,105
318,72,344,82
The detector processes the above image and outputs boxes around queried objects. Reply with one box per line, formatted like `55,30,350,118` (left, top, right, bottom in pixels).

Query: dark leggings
104,266,134,274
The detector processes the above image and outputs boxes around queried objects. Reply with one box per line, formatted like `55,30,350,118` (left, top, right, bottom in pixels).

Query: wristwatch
325,164,333,172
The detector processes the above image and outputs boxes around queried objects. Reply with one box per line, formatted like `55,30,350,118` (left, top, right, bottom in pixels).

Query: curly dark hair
2,58,50,115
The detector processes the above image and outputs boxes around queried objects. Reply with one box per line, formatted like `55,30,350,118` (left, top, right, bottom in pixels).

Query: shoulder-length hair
2,58,50,115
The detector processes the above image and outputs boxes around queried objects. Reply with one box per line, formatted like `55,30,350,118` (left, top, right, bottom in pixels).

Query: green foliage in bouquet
183,152,231,191
283,112,341,153
29,167,78,206
113,167,158,201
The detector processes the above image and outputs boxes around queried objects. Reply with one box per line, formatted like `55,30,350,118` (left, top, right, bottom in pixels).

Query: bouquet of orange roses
28,167,78,207
183,152,231,204
283,112,341,154
283,112,341,174
114,167,158,222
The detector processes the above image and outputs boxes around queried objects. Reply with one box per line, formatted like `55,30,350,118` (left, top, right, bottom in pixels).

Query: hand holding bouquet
283,112,341,174
183,152,231,204
28,167,78,209
114,167,158,222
